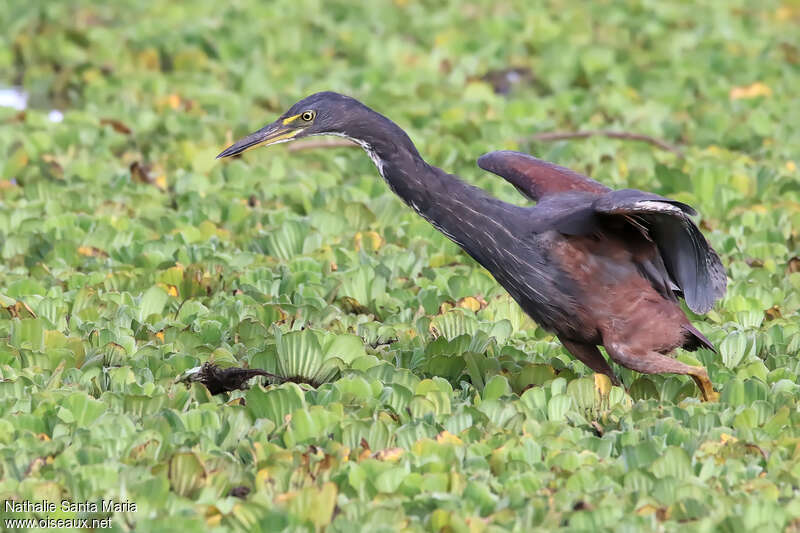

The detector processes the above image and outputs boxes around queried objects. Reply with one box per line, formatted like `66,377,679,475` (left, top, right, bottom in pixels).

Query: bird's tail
681,323,715,352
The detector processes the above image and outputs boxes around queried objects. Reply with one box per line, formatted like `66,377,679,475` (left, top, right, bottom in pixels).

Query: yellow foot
688,366,719,402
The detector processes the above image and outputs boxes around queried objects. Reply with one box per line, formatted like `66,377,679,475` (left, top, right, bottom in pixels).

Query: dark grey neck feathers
339,105,525,261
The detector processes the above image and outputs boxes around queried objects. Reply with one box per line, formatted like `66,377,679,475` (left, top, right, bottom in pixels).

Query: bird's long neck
341,108,523,263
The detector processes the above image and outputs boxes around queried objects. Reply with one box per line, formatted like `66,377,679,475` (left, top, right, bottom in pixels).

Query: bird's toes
688,366,718,402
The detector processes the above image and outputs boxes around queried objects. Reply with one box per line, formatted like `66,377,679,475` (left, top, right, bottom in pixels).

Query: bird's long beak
216,121,305,159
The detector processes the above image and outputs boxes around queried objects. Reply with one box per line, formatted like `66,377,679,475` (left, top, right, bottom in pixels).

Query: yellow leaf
255,468,271,486
435,431,463,446
78,246,106,257
594,373,612,396
776,5,800,21
205,508,222,527
434,30,454,47
274,491,295,504
137,48,160,70
357,448,371,461
787,161,797,172
154,174,167,191
366,231,383,250
354,231,383,252
457,296,481,312
729,82,772,100
636,504,659,516
374,448,404,462
617,158,629,179
276,306,288,322
438,301,454,315
167,93,182,109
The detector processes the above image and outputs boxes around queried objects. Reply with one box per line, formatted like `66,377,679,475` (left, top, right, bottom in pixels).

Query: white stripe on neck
312,132,385,178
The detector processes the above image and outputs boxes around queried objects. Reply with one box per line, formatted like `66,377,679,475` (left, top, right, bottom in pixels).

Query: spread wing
479,151,726,313
593,190,726,314
477,150,610,202
541,189,726,314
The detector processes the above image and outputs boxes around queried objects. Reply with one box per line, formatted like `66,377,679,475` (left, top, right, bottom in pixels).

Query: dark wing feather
592,190,726,314
596,188,698,216
477,151,610,202
531,189,726,313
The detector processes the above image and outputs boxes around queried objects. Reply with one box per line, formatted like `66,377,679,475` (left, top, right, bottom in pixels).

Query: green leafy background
1,0,800,531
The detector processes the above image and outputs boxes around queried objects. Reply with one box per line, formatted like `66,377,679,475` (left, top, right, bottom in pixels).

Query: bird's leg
603,342,718,401
559,337,621,386
685,366,718,403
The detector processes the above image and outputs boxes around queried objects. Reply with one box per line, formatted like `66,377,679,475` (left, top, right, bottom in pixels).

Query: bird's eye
301,111,315,121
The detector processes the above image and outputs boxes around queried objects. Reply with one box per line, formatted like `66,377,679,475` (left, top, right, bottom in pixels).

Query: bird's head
216,91,367,159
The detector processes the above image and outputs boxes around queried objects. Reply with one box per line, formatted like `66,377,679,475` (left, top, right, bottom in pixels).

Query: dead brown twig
527,130,684,157
287,138,357,152
284,129,684,157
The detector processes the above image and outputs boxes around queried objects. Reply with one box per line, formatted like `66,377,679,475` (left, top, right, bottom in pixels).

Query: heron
217,91,727,401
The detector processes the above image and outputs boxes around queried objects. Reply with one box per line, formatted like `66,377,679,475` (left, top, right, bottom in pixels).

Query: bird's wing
477,150,611,202
591,189,727,314
534,189,726,313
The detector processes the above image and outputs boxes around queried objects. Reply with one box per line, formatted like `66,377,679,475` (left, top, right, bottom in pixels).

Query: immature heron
217,92,726,400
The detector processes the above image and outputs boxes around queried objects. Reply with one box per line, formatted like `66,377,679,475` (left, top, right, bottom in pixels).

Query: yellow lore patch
282,114,301,125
